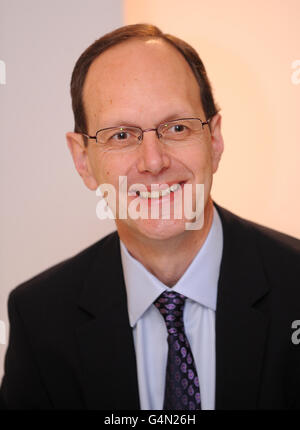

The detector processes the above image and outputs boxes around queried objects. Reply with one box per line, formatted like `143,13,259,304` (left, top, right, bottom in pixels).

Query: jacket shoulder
9,231,119,306
215,203,300,284
216,203,300,252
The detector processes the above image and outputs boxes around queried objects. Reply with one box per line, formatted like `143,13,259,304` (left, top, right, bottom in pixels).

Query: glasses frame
81,117,212,145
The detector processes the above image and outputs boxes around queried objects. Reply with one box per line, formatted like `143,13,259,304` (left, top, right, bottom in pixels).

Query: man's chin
116,217,189,242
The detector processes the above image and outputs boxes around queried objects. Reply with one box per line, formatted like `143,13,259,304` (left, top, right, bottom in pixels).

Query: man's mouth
131,182,184,199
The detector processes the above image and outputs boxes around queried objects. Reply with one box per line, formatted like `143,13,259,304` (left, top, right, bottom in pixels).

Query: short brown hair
70,23,219,141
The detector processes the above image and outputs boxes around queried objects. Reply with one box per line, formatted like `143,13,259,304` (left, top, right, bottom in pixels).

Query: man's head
66,24,224,243
70,24,219,140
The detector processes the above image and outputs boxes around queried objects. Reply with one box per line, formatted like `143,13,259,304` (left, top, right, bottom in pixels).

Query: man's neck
118,198,215,287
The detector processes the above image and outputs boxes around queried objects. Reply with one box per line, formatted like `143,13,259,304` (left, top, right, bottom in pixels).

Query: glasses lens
159,119,203,144
96,126,141,150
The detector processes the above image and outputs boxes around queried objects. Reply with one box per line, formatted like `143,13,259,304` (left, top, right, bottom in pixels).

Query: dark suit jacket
1,203,300,410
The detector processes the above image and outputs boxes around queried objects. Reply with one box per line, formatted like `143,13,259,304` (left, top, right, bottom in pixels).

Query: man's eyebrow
159,112,197,123
98,112,197,129
101,119,141,128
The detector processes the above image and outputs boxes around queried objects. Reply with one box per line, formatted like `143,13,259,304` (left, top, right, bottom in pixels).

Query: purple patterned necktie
154,291,201,410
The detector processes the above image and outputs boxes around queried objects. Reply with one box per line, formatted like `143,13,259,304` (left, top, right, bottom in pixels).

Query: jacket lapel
76,233,140,410
75,204,271,410
214,204,270,409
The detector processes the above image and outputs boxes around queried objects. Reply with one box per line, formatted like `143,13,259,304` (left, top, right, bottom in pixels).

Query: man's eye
169,124,187,133
112,131,129,140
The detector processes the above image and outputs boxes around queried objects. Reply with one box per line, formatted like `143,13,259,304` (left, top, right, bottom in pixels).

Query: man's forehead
83,38,196,100
86,37,185,72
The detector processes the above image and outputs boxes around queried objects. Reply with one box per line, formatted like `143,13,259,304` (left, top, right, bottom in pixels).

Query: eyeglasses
81,117,212,151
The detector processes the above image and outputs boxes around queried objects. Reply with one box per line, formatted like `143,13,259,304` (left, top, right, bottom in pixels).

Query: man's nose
136,130,171,175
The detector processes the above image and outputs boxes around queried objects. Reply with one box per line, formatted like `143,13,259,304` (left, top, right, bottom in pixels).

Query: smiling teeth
137,183,181,199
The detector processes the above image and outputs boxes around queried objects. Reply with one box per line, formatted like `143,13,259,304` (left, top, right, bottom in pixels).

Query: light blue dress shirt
120,206,223,410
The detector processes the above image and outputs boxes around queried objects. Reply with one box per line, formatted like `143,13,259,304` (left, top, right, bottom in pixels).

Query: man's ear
66,132,98,190
209,113,224,173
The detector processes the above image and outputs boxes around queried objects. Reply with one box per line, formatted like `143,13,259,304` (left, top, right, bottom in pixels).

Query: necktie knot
154,291,186,335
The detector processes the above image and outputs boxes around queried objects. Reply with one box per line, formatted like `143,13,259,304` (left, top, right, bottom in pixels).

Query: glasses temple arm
81,133,97,140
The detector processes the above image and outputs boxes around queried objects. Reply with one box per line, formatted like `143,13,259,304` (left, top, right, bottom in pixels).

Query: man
0,24,299,410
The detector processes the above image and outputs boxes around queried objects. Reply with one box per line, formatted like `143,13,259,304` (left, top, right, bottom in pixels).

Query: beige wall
124,0,300,237
0,0,122,380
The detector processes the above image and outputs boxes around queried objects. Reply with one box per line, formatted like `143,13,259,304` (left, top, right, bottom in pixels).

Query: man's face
67,38,223,242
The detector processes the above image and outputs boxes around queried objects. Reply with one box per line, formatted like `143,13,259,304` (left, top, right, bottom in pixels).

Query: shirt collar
120,206,223,327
